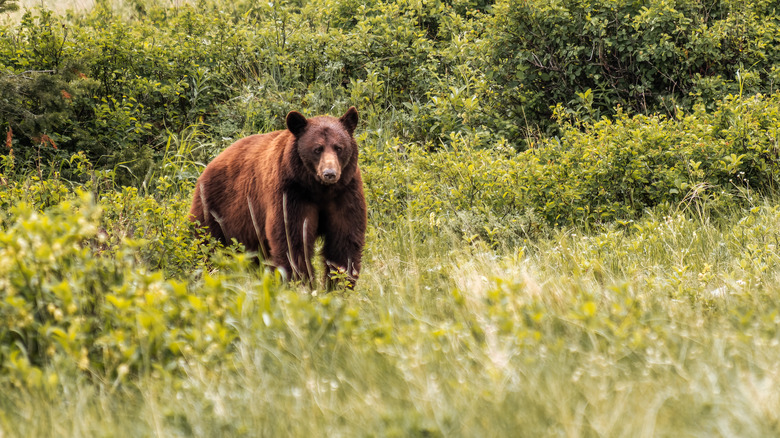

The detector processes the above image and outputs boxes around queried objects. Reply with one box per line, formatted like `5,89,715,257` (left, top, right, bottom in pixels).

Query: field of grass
1,169,779,436
1,0,780,436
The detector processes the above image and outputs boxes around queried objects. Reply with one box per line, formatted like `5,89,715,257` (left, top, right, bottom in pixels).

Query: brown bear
190,107,366,289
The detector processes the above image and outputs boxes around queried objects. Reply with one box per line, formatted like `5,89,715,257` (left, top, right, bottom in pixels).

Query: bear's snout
317,152,341,185
322,168,338,182
318,166,341,184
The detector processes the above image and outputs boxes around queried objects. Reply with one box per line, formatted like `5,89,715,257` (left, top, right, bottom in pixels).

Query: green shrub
0,0,493,177
486,0,780,141
0,181,269,387
363,93,780,243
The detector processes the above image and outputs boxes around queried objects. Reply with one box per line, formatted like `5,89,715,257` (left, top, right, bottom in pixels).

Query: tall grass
1,198,779,437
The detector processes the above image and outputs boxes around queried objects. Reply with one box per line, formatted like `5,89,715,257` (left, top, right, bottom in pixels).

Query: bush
363,93,780,243
0,176,269,387
0,0,493,180
486,0,780,141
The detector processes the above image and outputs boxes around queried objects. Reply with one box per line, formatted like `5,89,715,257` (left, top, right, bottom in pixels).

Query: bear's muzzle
317,152,341,185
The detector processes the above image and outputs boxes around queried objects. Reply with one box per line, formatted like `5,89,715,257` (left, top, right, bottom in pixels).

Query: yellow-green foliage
363,94,780,247
0,131,778,435
2,178,780,435
0,187,235,386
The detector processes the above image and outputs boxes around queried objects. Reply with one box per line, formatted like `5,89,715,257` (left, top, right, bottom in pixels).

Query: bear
190,107,366,289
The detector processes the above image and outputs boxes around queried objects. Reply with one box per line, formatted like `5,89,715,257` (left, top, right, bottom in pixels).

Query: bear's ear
286,111,308,137
340,106,359,135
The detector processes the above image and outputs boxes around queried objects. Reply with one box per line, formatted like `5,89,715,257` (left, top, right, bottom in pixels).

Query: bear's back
207,130,289,181
191,129,292,231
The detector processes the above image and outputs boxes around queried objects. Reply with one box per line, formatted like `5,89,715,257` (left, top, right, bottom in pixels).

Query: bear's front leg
321,191,367,290
266,197,318,285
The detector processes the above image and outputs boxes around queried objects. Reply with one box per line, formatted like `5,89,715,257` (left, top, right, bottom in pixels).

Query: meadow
1,0,780,436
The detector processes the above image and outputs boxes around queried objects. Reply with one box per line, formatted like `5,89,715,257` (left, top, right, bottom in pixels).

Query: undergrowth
0,141,779,436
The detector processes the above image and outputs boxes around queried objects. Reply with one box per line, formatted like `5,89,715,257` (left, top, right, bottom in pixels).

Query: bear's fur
190,107,366,289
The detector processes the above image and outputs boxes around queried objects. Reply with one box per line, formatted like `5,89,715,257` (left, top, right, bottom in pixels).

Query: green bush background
1,0,780,436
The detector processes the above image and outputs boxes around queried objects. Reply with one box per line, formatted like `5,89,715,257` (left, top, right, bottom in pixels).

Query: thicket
367,94,780,247
0,0,491,182
488,0,780,138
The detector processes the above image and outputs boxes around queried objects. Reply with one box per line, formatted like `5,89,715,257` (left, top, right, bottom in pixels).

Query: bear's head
287,107,359,186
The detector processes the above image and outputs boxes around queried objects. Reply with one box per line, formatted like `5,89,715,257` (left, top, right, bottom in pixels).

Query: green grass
1,194,779,437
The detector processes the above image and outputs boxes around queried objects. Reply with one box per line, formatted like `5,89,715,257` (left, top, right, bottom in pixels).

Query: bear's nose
322,169,338,182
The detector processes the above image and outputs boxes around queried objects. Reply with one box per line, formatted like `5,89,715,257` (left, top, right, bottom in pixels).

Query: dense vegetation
1,0,780,435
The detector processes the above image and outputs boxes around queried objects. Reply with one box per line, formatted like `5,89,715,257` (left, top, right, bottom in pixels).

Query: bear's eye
335,145,343,153
314,146,324,155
